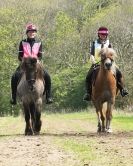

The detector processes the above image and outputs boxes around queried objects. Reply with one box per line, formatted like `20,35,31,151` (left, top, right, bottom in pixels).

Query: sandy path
0,135,80,166
0,115,132,166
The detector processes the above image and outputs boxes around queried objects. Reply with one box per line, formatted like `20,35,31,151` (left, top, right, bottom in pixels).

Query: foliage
52,65,89,110
0,0,132,115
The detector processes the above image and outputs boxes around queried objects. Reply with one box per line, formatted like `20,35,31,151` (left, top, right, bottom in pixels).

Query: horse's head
22,57,38,90
99,48,117,70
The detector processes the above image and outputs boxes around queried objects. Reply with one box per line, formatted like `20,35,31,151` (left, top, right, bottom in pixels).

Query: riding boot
44,70,53,104
116,68,128,97
46,90,53,104
10,68,22,105
83,84,92,101
10,73,18,105
83,66,94,101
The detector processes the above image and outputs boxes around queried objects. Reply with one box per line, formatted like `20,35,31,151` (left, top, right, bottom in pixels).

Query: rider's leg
10,69,21,105
10,73,17,105
83,65,94,101
43,70,53,104
116,68,128,97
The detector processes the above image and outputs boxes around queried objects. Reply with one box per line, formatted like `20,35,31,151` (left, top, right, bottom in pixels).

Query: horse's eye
102,53,106,58
111,59,114,62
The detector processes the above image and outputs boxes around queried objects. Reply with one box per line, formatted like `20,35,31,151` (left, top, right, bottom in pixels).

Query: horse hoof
25,130,33,136
106,128,113,133
34,131,40,135
101,128,106,132
97,127,101,133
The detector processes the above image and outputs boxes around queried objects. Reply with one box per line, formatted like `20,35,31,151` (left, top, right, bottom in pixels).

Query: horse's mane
99,47,117,59
36,60,44,79
21,57,44,79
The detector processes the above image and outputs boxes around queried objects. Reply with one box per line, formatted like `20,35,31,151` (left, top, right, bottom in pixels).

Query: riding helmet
97,27,109,35
26,23,37,33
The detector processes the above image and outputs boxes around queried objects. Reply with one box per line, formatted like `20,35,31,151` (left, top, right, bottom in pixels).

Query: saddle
92,64,100,86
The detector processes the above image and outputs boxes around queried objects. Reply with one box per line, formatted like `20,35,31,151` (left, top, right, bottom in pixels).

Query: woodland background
0,0,132,115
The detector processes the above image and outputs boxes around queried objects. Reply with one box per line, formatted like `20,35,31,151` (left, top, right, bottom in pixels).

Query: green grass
0,111,132,137
55,138,95,163
0,116,24,136
45,110,96,120
113,115,133,131
46,111,133,131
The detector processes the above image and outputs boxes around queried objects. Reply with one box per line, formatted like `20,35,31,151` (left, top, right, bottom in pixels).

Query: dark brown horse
92,48,117,133
17,57,45,135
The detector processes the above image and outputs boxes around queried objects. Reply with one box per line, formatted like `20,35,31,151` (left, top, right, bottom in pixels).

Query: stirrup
121,89,128,97
83,93,91,101
10,99,17,105
46,97,53,104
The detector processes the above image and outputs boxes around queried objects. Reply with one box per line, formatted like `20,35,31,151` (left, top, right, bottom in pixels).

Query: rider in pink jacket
10,24,53,105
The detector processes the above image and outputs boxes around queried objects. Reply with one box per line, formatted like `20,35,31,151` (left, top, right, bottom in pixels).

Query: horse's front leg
106,103,113,133
100,110,106,132
24,105,33,135
96,111,102,132
30,103,36,134
34,99,42,135
34,111,42,135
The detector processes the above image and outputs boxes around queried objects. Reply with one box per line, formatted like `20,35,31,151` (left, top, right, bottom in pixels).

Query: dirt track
0,135,81,166
0,115,133,166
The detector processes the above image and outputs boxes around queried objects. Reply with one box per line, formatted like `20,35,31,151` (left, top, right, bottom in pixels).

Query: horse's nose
105,62,112,70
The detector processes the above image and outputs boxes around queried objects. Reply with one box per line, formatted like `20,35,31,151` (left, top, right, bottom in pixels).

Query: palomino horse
17,57,44,135
92,47,117,133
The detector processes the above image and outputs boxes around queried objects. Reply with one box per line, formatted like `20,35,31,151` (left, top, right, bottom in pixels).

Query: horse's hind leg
24,105,33,135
